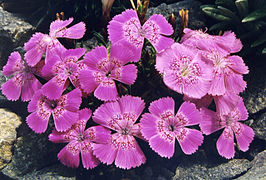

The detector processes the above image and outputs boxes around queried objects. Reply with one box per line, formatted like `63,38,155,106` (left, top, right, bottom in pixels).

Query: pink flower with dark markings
26,88,82,133
92,96,146,169
200,98,254,159
202,50,249,96
49,108,111,169
24,18,85,66
140,97,203,158
1,52,42,101
108,9,174,61
180,28,243,54
41,48,86,100
156,43,213,99
78,43,138,101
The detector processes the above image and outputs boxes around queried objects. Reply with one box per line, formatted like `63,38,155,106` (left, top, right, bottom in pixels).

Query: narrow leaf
251,33,266,47
242,8,266,22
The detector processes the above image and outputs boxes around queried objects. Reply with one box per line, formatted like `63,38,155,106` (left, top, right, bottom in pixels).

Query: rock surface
0,109,21,170
0,7,34,67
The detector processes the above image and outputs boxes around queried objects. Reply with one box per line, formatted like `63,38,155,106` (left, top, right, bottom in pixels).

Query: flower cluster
1,8,254,170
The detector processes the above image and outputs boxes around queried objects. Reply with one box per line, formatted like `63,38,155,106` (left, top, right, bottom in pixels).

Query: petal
53,109,79,132
80,140,99,169
49,18,74,37
79,108,92,122
94,78,118,101
152,35,174,53
85,126,111,144
92,142,117,165
140,113,158,140
183,94,213,109
115,135,146,169
228,55,249,74
219,31,243,53
56,22,86,39
146,14,174,35
149,134,175,158
27,89,43,112
93,100,121,129
78,69,100,93
110,42,139,64
45,40,66,64
48,128,69,143
24,33,47,67
119,95,145,120
208,74,226,96
214,93,242,115
234,122,254,152
41,55,61,78
200,108,223,135
41,74,68,100
236,99,249,121
2,52,23,76
1,76,22,101
225,73,246,94
149,97,175,118
111,64,137,85
82,46,108,70
26,111,50,133
177,102,201,126
62,48,86,60
176,128,203,155
57,141,80,168
21,75,42,101
216,127,235,159
64,88,82,112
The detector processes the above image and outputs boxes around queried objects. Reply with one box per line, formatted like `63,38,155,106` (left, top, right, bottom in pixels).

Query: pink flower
180,28,243,54
92,95,146,169
156,43,213,99
49,108,111,169
200,98,254,159
78,44,138,101
26,88,82,133
1,52,42,101
140,97,204,158
108,9,174,61
202,50,249,96
41,48,86,100
24,18,85,66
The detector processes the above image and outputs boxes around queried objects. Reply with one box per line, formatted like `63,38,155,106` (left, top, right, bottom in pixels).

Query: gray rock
236,150,266,180
249,113,266,141
146,0,206,34
0,109,21,170
0,7,34,67
1,128,60,179
173,153,251,180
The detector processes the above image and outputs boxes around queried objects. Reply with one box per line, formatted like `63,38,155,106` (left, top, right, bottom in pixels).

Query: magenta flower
24,18,85,66
49,108,111,169
79,44,138,101
26,88,82,133
41,48,86,100
92,95,146,169
108,9,174,61
156,42,213,99
1,52,42,101
202,50,249,96
200,98,254,159
180,28,243,54
140,97,203,158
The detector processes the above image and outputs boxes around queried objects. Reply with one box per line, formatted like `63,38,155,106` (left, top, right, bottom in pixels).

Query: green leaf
242,8,266,22
215,0,235,8
262,47,266,54
251,33,266,47
209,22,230,31
217,6,240,21
201,5,232,21
235,0,249,17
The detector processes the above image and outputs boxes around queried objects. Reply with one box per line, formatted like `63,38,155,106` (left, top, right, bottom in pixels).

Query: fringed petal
111,64,137,85
234,122,254,152
55,22,86,39
177,102,201,126
2,52,23,76
149,134,175,158
1,75,22,101
57,141,80,168
200,108,223,135
94,78,118,101
149,97,175,118
26,111,50,133
216,127,235,159
140,113,158,140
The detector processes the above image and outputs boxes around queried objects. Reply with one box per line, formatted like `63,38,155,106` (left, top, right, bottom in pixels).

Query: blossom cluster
1,9,254,170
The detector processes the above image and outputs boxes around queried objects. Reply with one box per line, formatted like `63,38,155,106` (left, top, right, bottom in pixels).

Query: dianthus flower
108,9,174,61
180,28,243,54
200,98,254,159
202,50,249,96
24,18,85,66
79,43,137,101
140,97,203,158
26,88,81,133
1,52,42,101
92,95,146,169
41,48,86,100
49,108,111,169
156,42,213,99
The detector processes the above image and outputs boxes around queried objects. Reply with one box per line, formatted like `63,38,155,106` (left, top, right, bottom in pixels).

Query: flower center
181,65,190,77
121,128,129,135
77,133,85,141
138,27,146,37
48,100,57,109
168,124,175,132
